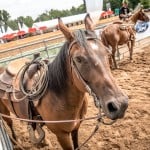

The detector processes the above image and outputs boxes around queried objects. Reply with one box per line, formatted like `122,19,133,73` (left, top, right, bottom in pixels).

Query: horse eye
75,56,82,63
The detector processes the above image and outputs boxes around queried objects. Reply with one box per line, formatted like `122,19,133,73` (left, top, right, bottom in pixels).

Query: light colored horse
101,8,149,68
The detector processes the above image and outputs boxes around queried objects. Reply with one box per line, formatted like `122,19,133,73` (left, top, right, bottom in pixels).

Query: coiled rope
13,58,49,102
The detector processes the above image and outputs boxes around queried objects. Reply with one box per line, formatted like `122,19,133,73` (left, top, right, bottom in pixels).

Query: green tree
83,0,87,12
34,4,86,22
140,0,150,8
17,16,24,29
103,0,122,11
37,13,50,21
61,10,72,17
0,10,10,32
7,20,18,30
49,9,64,19
16,16,34,28
129,0,140,9
103,0,142,12
23,16,34,27
77,4,86,13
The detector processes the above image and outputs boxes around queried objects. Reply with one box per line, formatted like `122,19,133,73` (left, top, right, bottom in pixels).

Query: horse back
113,21,123,24
101,24,121,46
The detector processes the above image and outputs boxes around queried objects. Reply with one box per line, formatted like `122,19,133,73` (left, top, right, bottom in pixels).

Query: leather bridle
68,37,101,108
68,37,116,149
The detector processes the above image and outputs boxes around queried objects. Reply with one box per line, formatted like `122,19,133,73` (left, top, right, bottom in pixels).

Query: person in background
119,1,131,20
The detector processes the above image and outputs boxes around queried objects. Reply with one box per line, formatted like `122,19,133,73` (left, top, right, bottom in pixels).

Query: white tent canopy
32,10,103,30
18,23,29,33
0,26,18,38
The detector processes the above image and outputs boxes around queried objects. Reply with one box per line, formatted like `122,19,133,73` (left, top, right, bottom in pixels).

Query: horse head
131,8,149,23
58,15,128,120
138,8,149,22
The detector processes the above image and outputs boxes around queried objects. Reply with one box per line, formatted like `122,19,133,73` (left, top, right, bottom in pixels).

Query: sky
0,0,83,19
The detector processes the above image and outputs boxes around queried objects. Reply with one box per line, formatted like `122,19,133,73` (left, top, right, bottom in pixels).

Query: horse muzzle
104,96,128,120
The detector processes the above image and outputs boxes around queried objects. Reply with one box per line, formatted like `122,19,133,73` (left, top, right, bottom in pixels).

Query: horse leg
116,46,121,60
127,42,131,60
108,55,113,69
130,40,134,61
0,100,16,140
71,129,79,149
112,47,118,69
56,132,74,150
127,41,134,62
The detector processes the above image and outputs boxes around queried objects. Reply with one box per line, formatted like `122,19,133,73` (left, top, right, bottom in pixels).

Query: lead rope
12,57,49,102
76,106,102,150
76,101,116,150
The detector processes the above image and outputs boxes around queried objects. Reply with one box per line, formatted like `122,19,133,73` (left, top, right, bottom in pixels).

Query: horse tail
101,30,109,48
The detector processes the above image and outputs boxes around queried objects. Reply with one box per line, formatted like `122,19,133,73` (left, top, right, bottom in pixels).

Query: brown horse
101,8,149,68
0,67,4,74
0,15,128,149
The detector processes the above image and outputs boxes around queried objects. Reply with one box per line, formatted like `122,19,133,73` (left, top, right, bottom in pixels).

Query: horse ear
58,17,74,42
140,5,144,11
84,13,95,31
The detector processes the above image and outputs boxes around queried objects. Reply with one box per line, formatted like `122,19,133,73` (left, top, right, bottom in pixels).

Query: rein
0,111,107,124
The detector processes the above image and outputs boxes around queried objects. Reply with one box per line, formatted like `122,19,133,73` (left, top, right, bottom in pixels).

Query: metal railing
0,119,13,150
0,22,149,66
0,23,109,66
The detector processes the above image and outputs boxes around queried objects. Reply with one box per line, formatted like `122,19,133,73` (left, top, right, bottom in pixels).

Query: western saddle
0,55,40,101
0,55,46,144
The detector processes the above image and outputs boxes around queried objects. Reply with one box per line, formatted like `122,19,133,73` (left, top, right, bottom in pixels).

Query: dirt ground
3,44,150,150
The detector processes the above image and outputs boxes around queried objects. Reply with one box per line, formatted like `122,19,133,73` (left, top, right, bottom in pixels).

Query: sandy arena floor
3,42,148,150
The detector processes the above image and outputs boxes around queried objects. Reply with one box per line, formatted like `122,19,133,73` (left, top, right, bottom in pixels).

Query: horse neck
129,12,139,25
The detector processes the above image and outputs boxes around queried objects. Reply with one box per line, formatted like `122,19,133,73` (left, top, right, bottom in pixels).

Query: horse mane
130,10,140,23
48,42,69,94
74,29,97,50
48,29,97,94
130,7,149,24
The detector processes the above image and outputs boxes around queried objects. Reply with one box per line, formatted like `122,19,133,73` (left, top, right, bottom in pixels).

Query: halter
68,36,101,108
68,35,116,124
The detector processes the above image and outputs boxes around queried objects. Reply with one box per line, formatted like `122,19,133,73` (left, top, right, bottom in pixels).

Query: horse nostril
107,102,118,113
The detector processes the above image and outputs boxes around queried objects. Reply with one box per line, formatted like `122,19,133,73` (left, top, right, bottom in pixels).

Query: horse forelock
74,29,97,50
48,29,97,94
